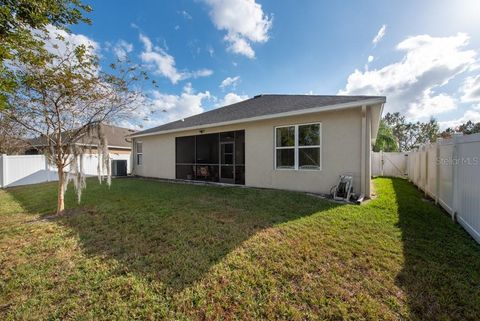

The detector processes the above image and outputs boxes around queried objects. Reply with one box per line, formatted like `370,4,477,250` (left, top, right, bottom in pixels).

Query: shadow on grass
7,178,340,292
392,178,480,320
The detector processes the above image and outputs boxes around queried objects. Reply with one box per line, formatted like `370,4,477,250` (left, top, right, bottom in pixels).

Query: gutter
371,102,385,142
30,143,131,150
76,143,132,150
130,97,386,138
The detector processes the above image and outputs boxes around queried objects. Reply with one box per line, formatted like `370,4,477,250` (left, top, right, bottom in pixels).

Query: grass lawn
1,177,480,320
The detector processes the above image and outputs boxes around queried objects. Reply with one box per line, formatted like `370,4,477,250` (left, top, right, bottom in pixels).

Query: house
25,124,136,176
130,95,385,197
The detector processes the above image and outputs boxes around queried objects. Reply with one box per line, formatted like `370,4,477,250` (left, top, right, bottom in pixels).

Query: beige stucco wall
133,106,371,195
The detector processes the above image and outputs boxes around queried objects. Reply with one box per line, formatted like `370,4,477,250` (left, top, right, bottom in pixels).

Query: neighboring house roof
29,124,136,149
131,94,386,138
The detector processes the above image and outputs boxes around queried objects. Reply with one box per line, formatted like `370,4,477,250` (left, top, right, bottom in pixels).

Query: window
298,123,321,170
275,126,295,169
275,123,321,170
136,141,143,165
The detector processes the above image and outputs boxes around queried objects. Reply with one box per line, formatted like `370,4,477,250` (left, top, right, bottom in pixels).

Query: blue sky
64,0,480,129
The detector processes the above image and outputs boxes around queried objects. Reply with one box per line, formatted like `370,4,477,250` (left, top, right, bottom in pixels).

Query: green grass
1,177,480,320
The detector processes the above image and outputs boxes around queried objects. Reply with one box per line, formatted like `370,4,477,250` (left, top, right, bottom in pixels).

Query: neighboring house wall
134,107,372,195
108,148,131,155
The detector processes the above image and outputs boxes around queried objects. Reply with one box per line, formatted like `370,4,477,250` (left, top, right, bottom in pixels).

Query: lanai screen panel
175,130,245,184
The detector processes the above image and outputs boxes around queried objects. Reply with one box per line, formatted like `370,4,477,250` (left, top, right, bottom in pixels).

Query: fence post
451,133,462,221
435,141,440,205
0,154,6,188
417,148,421,187
424,145,428,197
380,150,384,176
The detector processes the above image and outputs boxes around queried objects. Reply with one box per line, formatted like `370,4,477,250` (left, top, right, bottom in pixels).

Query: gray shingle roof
29,124,136,149
134,94,385,136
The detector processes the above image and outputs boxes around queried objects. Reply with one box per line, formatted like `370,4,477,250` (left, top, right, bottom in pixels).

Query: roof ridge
133,94,386,137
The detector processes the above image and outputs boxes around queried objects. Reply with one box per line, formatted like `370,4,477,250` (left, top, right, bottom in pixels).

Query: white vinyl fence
374,133,480,244
372,151,409,177
0,153,131,188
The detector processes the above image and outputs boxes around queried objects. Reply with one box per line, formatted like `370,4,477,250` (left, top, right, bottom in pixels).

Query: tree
439,127,455,139
0,114,29,154
441,120,480,137
418,118,439,145
383,112,440,151
0,0,91,109
373,120,398,152
1,32,148,214
384,112,409,151
458,120,480,135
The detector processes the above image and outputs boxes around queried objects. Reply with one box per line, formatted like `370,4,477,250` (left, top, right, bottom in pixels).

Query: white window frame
136,141,143,166
274,122,322,171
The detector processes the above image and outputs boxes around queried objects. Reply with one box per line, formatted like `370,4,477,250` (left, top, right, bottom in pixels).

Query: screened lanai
175,130,245,184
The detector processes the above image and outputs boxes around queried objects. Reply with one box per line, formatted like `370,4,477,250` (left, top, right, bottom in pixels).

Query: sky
62,0,480,129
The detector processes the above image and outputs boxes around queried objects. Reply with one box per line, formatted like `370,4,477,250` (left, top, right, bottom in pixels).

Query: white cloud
439,109,480,129
113,40,133,60
224,34,255,58
372,25,387,45
139,33,213,84
206,45,215,57
139,33,182,83
40,25,100,75
365,55,375,71
219,76,240,89
408,89,456,119
44,25,99,56
191,69,214,78
124,85,248,129
203,0,272,59
180,10,192,20
460,75,480,102
152,84,210,122
216,92,248,106
339,33,477,120
130,83,212,128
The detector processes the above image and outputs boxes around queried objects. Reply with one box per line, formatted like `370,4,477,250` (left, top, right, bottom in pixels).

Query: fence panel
455,134,480,243
419,146,428,191
372,133,480,244
438,140,454,214
0,153,131,188
372,152,383,176
371,152,408,177
406,133,480,244
384,152,408,178
425,143,437,199
1,155,57,187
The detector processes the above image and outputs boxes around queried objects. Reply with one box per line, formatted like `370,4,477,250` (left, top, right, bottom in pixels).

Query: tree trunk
57,169,65,215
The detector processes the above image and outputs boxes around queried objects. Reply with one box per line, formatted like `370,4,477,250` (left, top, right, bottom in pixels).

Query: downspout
365,106,372,197
360,105,367,197
125,136,134,176
131,138,135,176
